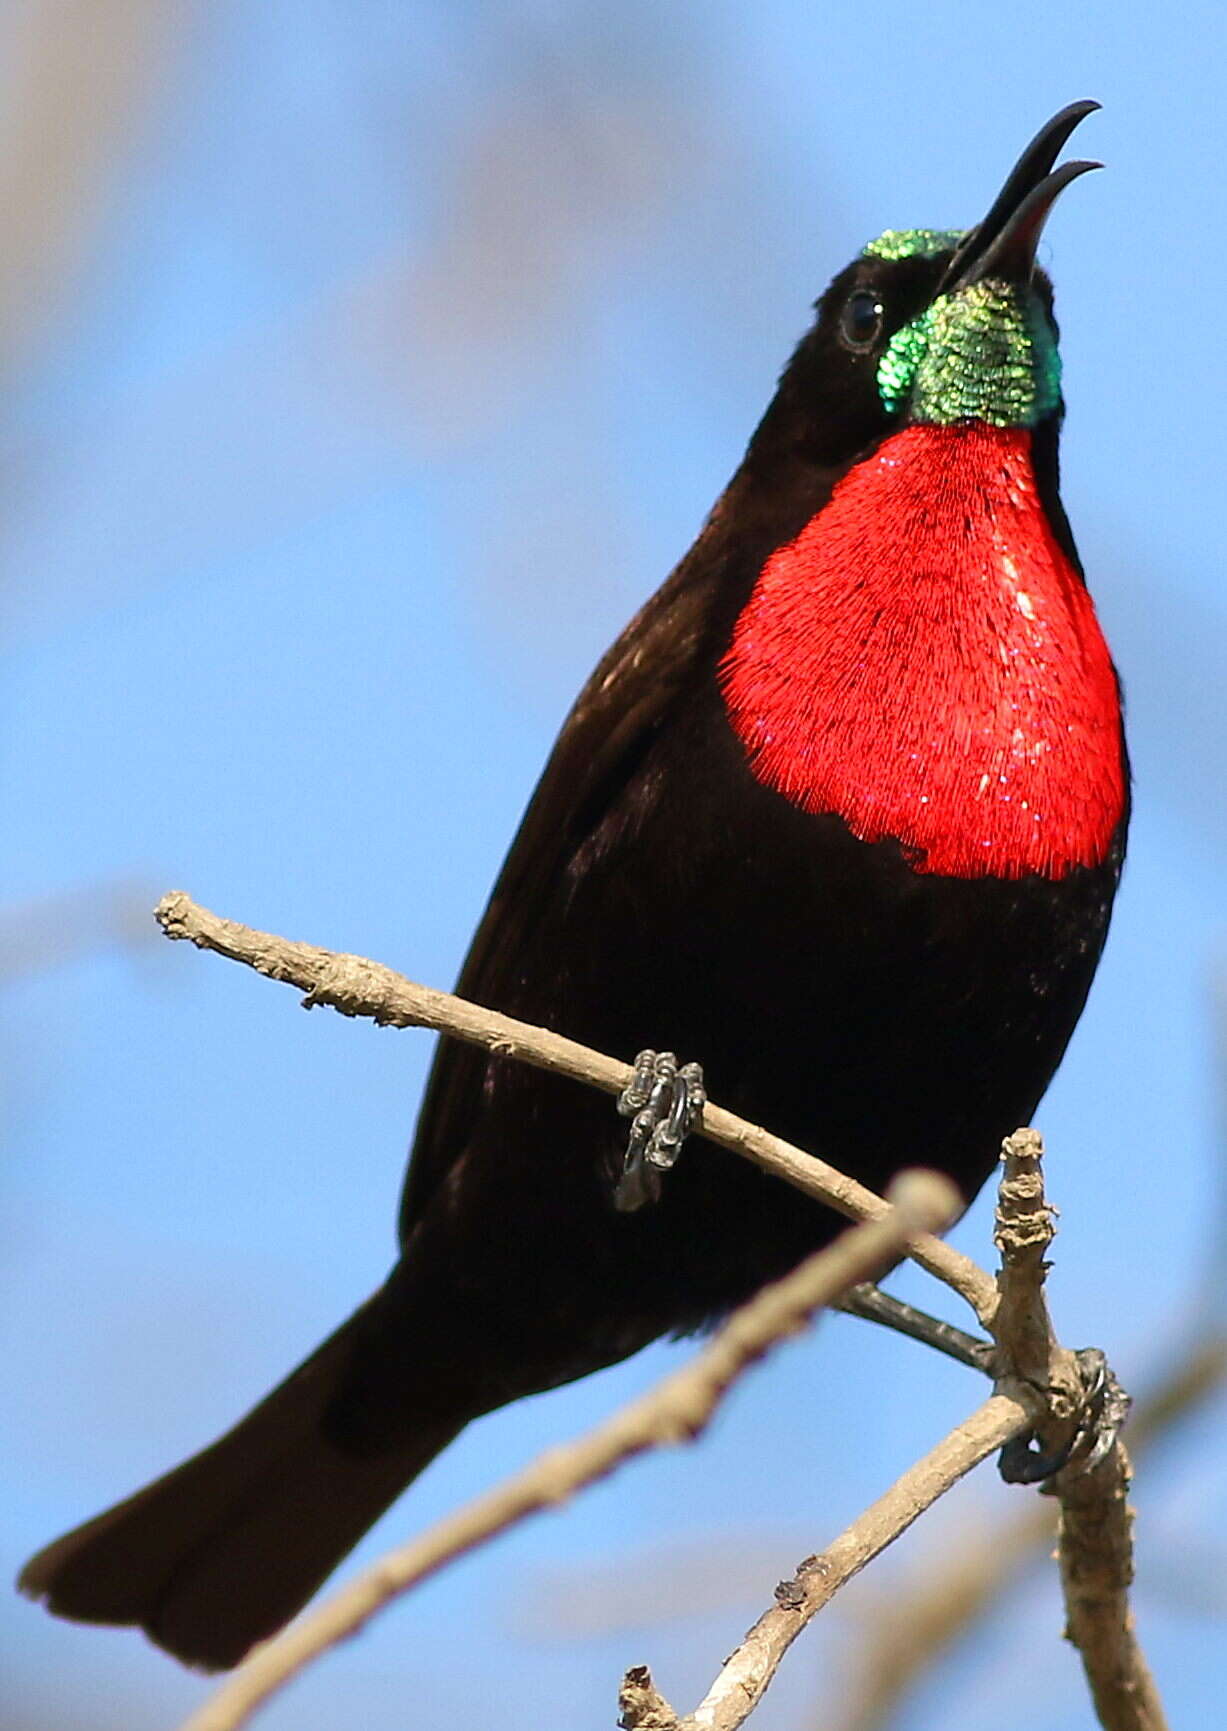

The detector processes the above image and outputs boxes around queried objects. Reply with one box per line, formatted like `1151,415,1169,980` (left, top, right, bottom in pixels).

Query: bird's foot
999,1348,1131,1486
613,1050,706,1212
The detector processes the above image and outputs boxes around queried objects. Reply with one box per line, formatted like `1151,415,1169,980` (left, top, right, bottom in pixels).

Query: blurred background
2,4,1224,1728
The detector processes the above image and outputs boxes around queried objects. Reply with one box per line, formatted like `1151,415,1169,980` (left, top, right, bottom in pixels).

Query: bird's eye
840,288,885,351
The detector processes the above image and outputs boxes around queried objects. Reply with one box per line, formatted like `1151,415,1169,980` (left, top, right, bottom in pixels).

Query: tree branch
826,1336,1227,1731
154,891,996,1323
155,896,1165,1731
991,1131,1168,1731
990,1128,1084,1470
836,1284,995,1373
176,1172,961,1731
618,1393,1035,1731
625,1133,1167,1731
1056,1444,1166,1731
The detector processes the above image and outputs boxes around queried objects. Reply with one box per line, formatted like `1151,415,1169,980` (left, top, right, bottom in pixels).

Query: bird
20,101,1127,1669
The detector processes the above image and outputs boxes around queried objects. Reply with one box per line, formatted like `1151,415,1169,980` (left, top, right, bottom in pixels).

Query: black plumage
20,103,1126,1669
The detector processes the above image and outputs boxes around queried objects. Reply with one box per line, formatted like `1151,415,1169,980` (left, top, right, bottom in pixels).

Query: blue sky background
2,4,1225,1728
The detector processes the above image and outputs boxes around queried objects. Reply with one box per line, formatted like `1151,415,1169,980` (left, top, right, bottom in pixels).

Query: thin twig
632,1134,1170,1731
156,895,1167,1731
836,1284,995,1374
825,1337,1227,1731
619,1393,1036,1731
154,892,996,1323
175,1173,961,1731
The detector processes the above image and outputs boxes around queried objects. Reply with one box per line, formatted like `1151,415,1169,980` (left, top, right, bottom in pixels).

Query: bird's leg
841,1295,1131,1482
837,1283,996,1374
613,1050,706,1212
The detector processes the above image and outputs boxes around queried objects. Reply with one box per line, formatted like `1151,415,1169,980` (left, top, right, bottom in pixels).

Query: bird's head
759,102,1100,468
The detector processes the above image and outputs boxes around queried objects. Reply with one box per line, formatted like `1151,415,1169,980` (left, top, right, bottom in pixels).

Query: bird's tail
18,1295,464,1670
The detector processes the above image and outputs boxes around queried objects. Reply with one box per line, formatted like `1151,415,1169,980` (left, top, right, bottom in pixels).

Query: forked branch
825,1336,1226,1731
153,894,1163,1731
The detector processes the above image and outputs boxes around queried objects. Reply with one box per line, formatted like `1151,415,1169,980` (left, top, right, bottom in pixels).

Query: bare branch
1057,1444,1166,1731
620,1665,682,1730
175,1172,961,1731
991,1131,1169,1731
634,1134,1172,1731
620,1393,1035,1731
836,1284,995,1373
154,891,996,1322
825,1337,1227,1731
990,1128,1084,1465
156,897,1167,1731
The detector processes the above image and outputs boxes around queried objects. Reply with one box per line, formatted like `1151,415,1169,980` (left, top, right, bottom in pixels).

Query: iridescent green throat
861,229,1062,428
877,282,1060,426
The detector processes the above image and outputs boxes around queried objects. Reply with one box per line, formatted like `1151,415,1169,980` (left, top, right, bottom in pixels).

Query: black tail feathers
18,1297,463,1670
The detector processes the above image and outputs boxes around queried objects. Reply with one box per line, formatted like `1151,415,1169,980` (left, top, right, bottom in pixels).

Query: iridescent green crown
863,228,965,262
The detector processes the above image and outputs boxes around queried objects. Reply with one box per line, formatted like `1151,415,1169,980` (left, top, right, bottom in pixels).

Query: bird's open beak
941,101,1101,292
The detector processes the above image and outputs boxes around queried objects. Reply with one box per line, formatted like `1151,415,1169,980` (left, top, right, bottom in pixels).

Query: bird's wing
397,526,731,1236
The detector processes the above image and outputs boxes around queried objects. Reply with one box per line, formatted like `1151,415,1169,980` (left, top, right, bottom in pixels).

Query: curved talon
648,1061,706,1170
614,1050,706,1212
1059,1349,1131,1477
617,1049,660,1118
999,1348,1131,1486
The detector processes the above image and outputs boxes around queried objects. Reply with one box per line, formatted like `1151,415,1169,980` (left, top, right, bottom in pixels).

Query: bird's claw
999,1348,1131,1486
613,1050,705,1212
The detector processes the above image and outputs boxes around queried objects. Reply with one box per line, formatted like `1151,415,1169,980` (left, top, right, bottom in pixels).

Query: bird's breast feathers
720,423,1124,880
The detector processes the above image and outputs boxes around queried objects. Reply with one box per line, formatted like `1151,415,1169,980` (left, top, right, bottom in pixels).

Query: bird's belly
428,690,1120,1355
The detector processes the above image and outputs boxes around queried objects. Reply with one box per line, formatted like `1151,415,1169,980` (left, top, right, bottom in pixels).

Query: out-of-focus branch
830,978,1227,1731
176,1172,961,1731
0,0,185,378
0,879,158,983
154,891,996,1322
825,1497,1059,1731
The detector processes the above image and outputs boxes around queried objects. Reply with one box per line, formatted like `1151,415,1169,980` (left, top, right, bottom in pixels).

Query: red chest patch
720,424,1124,879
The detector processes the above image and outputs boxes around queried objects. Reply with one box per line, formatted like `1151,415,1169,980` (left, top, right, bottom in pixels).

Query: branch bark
176,1172,961,1731
154,891,996,1323
618,1393,1034,1731
1057,1445,1165,1731
625,1133,1168,1731
991,1131,1169,1731
990,1128,1084,1466
824,1339,1227,1731
153,896,1166,1731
